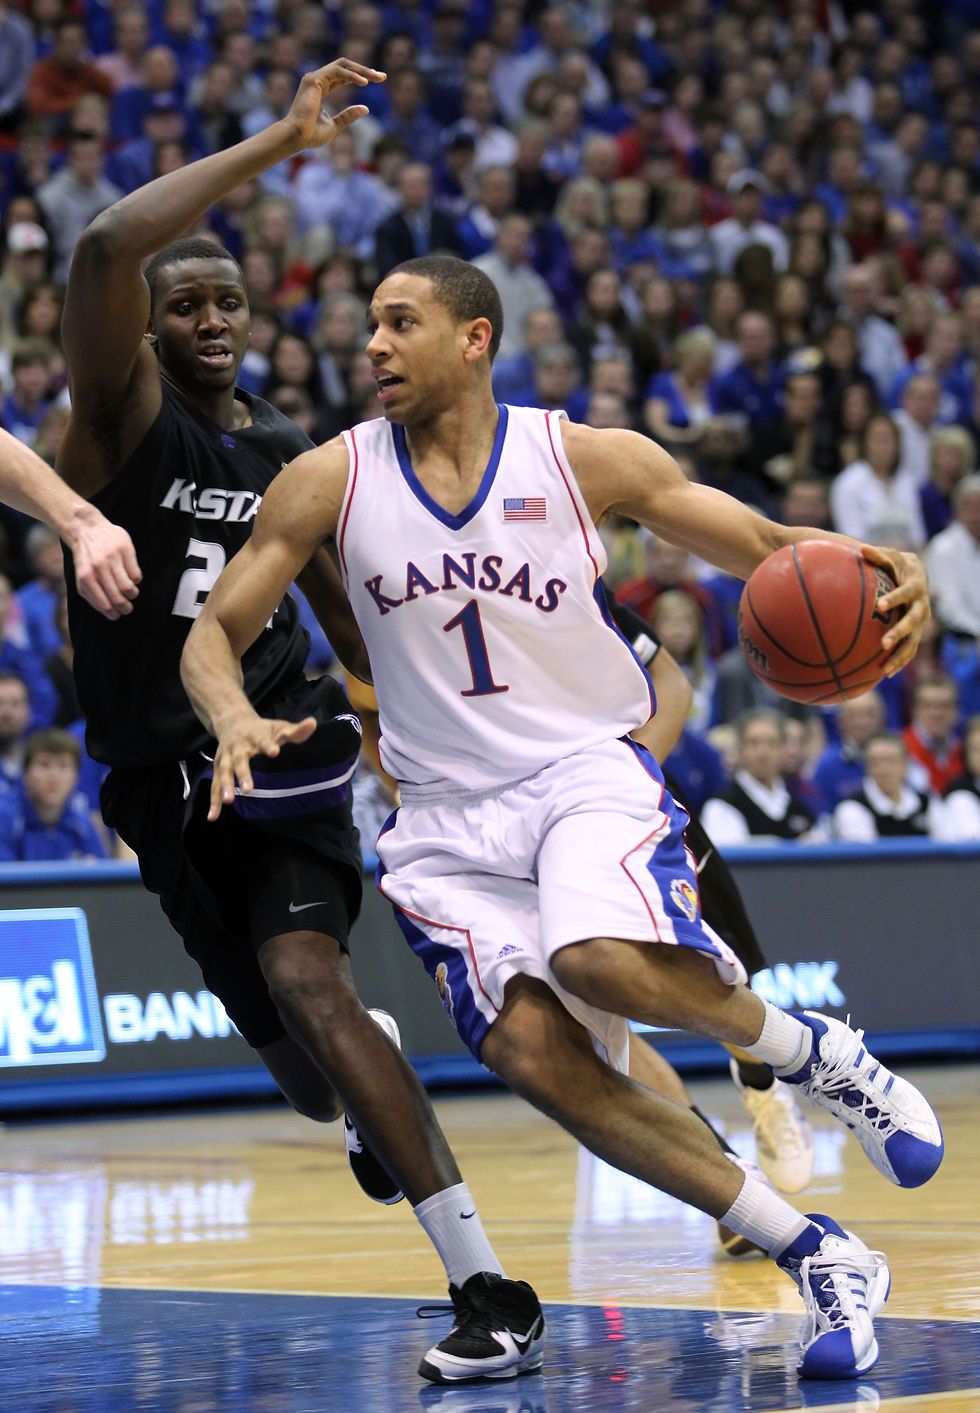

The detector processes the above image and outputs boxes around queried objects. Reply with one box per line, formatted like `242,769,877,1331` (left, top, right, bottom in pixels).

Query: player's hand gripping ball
738,541,896,705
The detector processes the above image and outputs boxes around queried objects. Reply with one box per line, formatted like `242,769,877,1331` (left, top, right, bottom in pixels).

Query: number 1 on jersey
443,600,509,698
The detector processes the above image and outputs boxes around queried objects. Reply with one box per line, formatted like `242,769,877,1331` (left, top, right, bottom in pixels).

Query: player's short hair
144,237,244,307
24,728,80,769
389,255,504,362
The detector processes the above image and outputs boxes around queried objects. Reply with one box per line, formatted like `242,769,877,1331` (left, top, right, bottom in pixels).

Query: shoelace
798,1248,885,1336
807,1025,895,1134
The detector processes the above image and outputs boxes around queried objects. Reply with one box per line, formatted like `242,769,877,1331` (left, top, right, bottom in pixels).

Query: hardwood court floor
1,1063,978,1412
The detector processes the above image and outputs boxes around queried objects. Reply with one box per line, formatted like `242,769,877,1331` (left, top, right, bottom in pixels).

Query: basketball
738,542,896,705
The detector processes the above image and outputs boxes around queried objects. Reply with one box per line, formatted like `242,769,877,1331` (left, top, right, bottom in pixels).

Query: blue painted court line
1,1286,977,1412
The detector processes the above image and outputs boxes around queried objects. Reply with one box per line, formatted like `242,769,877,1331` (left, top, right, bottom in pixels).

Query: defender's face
151,258,251,392
366,274,477,423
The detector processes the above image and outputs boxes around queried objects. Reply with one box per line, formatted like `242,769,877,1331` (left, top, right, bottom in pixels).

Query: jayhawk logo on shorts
669,877,699,921
435,961,456,1024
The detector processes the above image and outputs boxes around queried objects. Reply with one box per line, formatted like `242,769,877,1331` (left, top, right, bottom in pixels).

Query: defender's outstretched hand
208,711,317,821
68,505,142,619
283,58,386,151
860,543,931,675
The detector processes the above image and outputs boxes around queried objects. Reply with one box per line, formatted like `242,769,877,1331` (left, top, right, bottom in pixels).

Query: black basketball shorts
100,676,364,1049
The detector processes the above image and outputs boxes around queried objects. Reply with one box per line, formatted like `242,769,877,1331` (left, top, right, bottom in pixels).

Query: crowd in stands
0,0,978,860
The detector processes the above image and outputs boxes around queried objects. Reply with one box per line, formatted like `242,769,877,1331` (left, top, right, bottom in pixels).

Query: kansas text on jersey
338,405,655,794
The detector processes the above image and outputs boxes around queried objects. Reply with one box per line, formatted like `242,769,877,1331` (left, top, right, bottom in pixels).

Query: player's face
366,274,485,423
151,259,251,393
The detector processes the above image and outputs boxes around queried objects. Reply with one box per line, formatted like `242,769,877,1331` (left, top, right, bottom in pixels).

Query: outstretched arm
563,422,930,675
0,428,141,618
60,58,385,491
180,446,348,818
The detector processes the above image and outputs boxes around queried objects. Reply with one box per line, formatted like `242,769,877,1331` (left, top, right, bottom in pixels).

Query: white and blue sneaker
778,1215,891,1379
776,1013,943,1188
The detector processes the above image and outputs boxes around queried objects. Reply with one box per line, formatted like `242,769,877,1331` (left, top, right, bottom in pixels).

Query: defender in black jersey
56,60,544,1380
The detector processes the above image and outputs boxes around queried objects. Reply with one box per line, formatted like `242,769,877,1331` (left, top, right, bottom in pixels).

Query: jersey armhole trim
337,427,359,581
544,410,600,584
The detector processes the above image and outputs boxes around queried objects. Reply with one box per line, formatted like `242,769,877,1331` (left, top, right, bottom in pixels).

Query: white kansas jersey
338,405,654,793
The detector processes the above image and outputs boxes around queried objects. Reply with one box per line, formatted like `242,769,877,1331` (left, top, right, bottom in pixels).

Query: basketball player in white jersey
182,256,942,1384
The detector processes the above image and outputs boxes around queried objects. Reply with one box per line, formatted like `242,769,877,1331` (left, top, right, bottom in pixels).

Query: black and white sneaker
344,1009,404,1205
418,1272,546,1384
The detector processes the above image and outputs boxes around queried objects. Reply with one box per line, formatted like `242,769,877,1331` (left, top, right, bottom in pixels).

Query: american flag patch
502,497,547,522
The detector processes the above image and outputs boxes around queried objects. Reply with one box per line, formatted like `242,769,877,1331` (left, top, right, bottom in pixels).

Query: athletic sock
691,1104,738,1156
719,1170,821,1259
736,1060,775,1091
414,1183,506,1288
742,1000,813,1072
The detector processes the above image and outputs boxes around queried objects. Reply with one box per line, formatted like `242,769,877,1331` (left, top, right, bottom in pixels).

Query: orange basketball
738,542,896,705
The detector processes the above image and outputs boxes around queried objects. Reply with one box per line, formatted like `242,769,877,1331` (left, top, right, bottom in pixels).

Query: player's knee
260,938,356,1029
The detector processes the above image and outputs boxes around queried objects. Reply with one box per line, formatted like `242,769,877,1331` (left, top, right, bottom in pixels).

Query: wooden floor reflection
1,1062,978,1412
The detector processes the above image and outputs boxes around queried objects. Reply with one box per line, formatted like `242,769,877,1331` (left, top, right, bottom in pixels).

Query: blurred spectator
447,78,518,173
16,523,64,662
237,308,282,396
525,342,583,414
756,371,840,489
920,428,976,540
292,130,393,258
0,223,51,338
940,715,980,843
813,692,887,812
643,329,716,448
656,178,713,281
188,62,242,157
473,215,555,361
0,573,56,729
701,708,824,845
830,412,925,548
0,670,29,792
0,728,106,862
924,474,980,639
567,267,632,377
510,120,559,218
711,310,783,435
0,0,35,131
709,171,789,276
26,19,113,123
649,591,715,733
831,379,879,471
889,314,973,428
892,374,943,485
456,164,517,259
781,478,833,533
832,732,943,842
617,536,724,656
492,307,564,405
782,715,826,817
374,162,460,278
772,274,817,359
93,5,149,94
381,70,441,166
902,674,965,795
37,133,123,281
2,343,54,449
697,278,743,377
838,263,907,397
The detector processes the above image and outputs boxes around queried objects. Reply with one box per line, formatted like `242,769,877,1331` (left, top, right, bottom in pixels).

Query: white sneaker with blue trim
778,1215,891,1379
776,1012,943,1188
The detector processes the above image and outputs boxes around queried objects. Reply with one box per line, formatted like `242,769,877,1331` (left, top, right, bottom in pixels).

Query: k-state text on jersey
160,478,261,523
364,550,568,616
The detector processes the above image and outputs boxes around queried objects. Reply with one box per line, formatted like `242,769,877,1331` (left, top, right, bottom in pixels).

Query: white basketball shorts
376,737,745,1072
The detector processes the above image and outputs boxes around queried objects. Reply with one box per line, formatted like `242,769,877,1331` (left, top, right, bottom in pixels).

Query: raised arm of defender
181,445,349,818
560,420,930,674
60,59,384,494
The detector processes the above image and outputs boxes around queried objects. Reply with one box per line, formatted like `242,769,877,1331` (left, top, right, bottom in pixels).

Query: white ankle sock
414,1183,505,1288
720,1166,817,1258
743,1001,812,1072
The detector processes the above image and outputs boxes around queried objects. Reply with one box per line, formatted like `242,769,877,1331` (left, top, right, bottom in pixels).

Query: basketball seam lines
789,544,847,698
